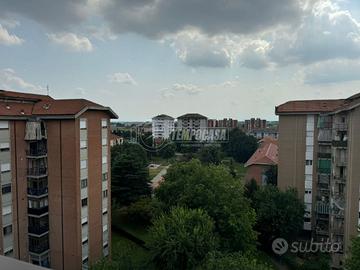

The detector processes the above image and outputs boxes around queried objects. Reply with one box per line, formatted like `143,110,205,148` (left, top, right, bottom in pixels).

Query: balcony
29,242,49,254
28,206,48,216
333,123,348,131
26,148,47,158
316,202,330,215
333,175,346,183
332,140,348,148
318,152,331,159
28,224,49,236
27,168,48,178
335,158,347,167
28,187,48,197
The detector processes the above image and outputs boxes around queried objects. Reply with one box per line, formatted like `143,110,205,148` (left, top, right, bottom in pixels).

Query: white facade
176,114,208,130
152,115,175,139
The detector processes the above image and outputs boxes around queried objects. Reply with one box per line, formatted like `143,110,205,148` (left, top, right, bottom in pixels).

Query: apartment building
0,90,118,270
151,114,175,139
177,113,207,130
276,93,360,268
208,118,238,129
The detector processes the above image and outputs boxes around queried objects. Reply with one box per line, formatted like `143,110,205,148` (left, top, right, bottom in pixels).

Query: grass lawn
148,165,165,179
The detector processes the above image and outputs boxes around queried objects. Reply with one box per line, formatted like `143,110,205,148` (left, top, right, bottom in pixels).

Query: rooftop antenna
46,85,50,96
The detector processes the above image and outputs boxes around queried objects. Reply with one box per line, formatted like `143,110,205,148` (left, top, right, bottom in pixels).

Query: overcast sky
1,0,360,121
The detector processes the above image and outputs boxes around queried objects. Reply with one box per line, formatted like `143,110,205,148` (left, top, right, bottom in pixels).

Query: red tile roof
276,99,346,114
245,139,278,167
0,90,118,119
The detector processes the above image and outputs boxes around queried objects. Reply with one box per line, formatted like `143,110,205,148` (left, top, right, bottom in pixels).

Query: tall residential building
177,113,207,130
151,114,175,139
207,118,238,129
0,90,118,270
244,118,267,131
276,93,360,268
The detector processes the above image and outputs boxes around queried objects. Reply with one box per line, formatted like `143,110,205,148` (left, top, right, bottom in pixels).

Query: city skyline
1,1,360,121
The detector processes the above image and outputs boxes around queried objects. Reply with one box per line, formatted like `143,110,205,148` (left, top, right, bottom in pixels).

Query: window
2,184,11,194
3,224,12,235
103,190,108,198
80,119,87,129
81,178,88,189
102,156,107,164
4,249,13,257
28,198,48,208
101,119,107,128
1,163,10,173
81,198,88,207
82,239,88,245
81,160,87,169
80,140,87,149
2,205,11,215
0,121,9,129
102,173,108,182
102,138,107,146
306,160,313,166
0,143,10,152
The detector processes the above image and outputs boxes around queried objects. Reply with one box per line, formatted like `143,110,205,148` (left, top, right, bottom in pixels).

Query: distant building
208,118,238,129
152,114,175,139
244,118,267,131
249,128,278,140
177,113,208,130
244,137,278,185
110,133,124,146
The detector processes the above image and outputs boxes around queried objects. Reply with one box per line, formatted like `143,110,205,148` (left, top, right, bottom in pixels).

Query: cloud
302,59,360,84
161,83,202,98
100,0,303,38
0,0,90,30
0,68,44,93
108,72,137,85
0,24,23,45
269,0,360,64
47,32,93,52
87,25,117,41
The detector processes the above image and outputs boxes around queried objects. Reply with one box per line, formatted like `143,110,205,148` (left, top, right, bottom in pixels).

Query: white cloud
0,24,23,45
87,25,117,41
0,68,44,93
301,59,360,84
108,72,137,85
47,32,93,52
161,83,203,98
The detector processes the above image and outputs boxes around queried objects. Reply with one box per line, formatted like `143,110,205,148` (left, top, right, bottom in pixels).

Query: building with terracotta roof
0,90,118,269
244,137,278,185
109,133,124,147
276,93,360,269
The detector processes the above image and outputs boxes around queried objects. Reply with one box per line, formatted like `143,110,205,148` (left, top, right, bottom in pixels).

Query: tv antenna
46,85,50,96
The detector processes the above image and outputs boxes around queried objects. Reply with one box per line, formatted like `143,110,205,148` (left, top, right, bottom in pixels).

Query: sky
1,0,360,121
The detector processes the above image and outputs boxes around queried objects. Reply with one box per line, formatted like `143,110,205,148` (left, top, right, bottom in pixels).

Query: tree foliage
111,143,151,206
345,237,360,270
147,207,217,270
159,142,176,159
155,159,257,252
253,185,304,246
203,252,274,270
198,145,223,165
222,128,258,163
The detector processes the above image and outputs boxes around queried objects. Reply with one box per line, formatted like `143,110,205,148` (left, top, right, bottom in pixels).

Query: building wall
245,165,270,185
344,106,360,251
278,115,307,198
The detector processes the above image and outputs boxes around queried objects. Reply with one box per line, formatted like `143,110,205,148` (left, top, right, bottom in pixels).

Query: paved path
150,165,170,189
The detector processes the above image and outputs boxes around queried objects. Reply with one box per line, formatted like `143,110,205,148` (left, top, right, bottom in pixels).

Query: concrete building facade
177,113,207,130
0,90,117,270
151,114,175,139
276,93,360,268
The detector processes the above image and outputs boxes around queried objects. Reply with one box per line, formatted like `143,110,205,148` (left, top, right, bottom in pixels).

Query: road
150,165,170,189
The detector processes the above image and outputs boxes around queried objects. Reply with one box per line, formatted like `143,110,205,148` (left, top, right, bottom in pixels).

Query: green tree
155,159,257,252
159,142,176,159
112,143,151,206
253,185,304,246
264,165,278,185
345,237,360,270
203,252,274,270
198,145,223,165
244,179,259,205
222,128,258,163
147,207,217,270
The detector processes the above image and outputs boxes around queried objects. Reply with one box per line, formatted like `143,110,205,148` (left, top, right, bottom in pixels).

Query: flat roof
0,255,47,270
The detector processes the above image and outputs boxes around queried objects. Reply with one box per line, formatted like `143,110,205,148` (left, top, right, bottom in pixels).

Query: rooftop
0,255,47,270
245,138,278,167
152,114,174,120
276,93,360,115
177,113,207,119
0,90,118,119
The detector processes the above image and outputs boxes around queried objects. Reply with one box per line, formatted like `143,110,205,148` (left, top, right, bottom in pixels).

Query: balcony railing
333,123,348,131
27,168,48,177
28,206,48,216
318,152,331,159
28,187,48,197
332,140,348,148
333,175,346,183
316,202,330,215
26,148,47,158
28,224,49,235
335,158,347,166
29,242,49,254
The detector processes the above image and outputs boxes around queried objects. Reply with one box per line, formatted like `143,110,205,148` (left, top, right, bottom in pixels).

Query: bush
126,197,154,224
147,207,217,270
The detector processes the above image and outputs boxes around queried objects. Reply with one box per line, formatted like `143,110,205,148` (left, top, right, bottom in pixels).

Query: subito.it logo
272,238,289,255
